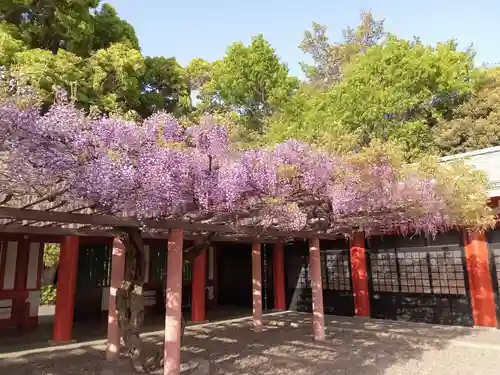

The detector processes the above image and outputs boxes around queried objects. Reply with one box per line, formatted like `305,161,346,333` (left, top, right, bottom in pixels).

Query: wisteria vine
0,85,494,373
0,90,492,236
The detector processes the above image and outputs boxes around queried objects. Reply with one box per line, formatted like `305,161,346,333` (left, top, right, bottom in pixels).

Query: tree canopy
194,34,298,133
2,4,499,158
268,34,479,160
299,11,386,87
0,0,138,55
0,3,499,189
433,67,500,154
0,1,187,119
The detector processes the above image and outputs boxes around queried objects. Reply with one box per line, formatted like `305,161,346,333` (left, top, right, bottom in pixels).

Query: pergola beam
0,207,348,239
0,223,297,243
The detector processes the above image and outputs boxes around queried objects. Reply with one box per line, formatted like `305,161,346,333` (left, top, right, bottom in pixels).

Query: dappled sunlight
181,345,206,354
208,336,239,344
2,311,500,374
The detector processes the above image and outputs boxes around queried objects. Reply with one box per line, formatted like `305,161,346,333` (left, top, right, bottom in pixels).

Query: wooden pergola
2,172,499,375
0,189,362,375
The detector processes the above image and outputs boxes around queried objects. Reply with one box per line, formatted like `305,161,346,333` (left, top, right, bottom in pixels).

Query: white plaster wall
0,299,12,320
28,291,41,317
3,242,18,290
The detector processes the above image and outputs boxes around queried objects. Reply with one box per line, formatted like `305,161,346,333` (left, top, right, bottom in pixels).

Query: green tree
265,83,360,153
332,36,476,158
87,43,145,118
199,34,298,132
137,56,190,118
0,1,138,56
433,67,500,155
9,42,146,117
0,21,25,66
300,11,386,87
11,47,89,109
91,3,139,51
186,57,212,91
1,0,98,55
270,36,477,160
1,2,190,118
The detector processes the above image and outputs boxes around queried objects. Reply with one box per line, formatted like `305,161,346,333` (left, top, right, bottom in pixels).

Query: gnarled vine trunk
114,227,152,372
114,229,214,373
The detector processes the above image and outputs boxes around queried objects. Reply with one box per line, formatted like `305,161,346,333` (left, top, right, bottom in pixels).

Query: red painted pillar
52,236,79,343
350,232,370,317
14,237,29,291
464,231,497,327
252,241,263,332
106,237,126,360
164,229,184,375
309,237,325,341
191,247,206,322
273,242,286,310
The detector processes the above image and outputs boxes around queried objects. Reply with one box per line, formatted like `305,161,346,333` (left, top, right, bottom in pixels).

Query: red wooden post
464,231,497,327
309,237,325,341
191,247,206,322
350,232,370,317
52,236,79,343
106,237,126,360
273,242,286,310
252,241,263,332
164,229,184,375
14,237,29,292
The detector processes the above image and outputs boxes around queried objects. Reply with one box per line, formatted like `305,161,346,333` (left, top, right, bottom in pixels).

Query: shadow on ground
0,307,253,353
0,311,497,375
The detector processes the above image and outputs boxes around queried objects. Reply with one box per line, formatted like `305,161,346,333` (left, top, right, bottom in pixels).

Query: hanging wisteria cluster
0,90,493,235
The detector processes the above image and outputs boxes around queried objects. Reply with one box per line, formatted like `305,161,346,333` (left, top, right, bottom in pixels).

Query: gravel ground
1,312,500,375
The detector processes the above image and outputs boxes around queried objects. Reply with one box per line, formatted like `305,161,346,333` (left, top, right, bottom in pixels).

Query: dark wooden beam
0,206,346,239
0,207,138,227
0,224,283,243
0,224,114,237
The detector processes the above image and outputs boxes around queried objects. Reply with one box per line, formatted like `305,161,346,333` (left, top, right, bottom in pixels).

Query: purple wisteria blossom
0,95,459,235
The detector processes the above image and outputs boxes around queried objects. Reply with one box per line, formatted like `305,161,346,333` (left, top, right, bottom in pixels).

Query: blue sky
107,0,500,77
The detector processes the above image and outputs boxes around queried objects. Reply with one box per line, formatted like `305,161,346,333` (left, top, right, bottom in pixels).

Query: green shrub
43,243,60,267
40,284,57,305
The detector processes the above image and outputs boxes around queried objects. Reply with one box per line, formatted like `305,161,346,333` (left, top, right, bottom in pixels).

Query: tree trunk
115,227,152,372
114,229,214,373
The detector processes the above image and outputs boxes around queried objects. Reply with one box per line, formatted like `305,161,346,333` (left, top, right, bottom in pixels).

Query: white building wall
3,242,18,290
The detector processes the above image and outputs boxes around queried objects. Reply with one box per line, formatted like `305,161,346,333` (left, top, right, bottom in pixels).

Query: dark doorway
74,242,111,321
216,242,253,308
